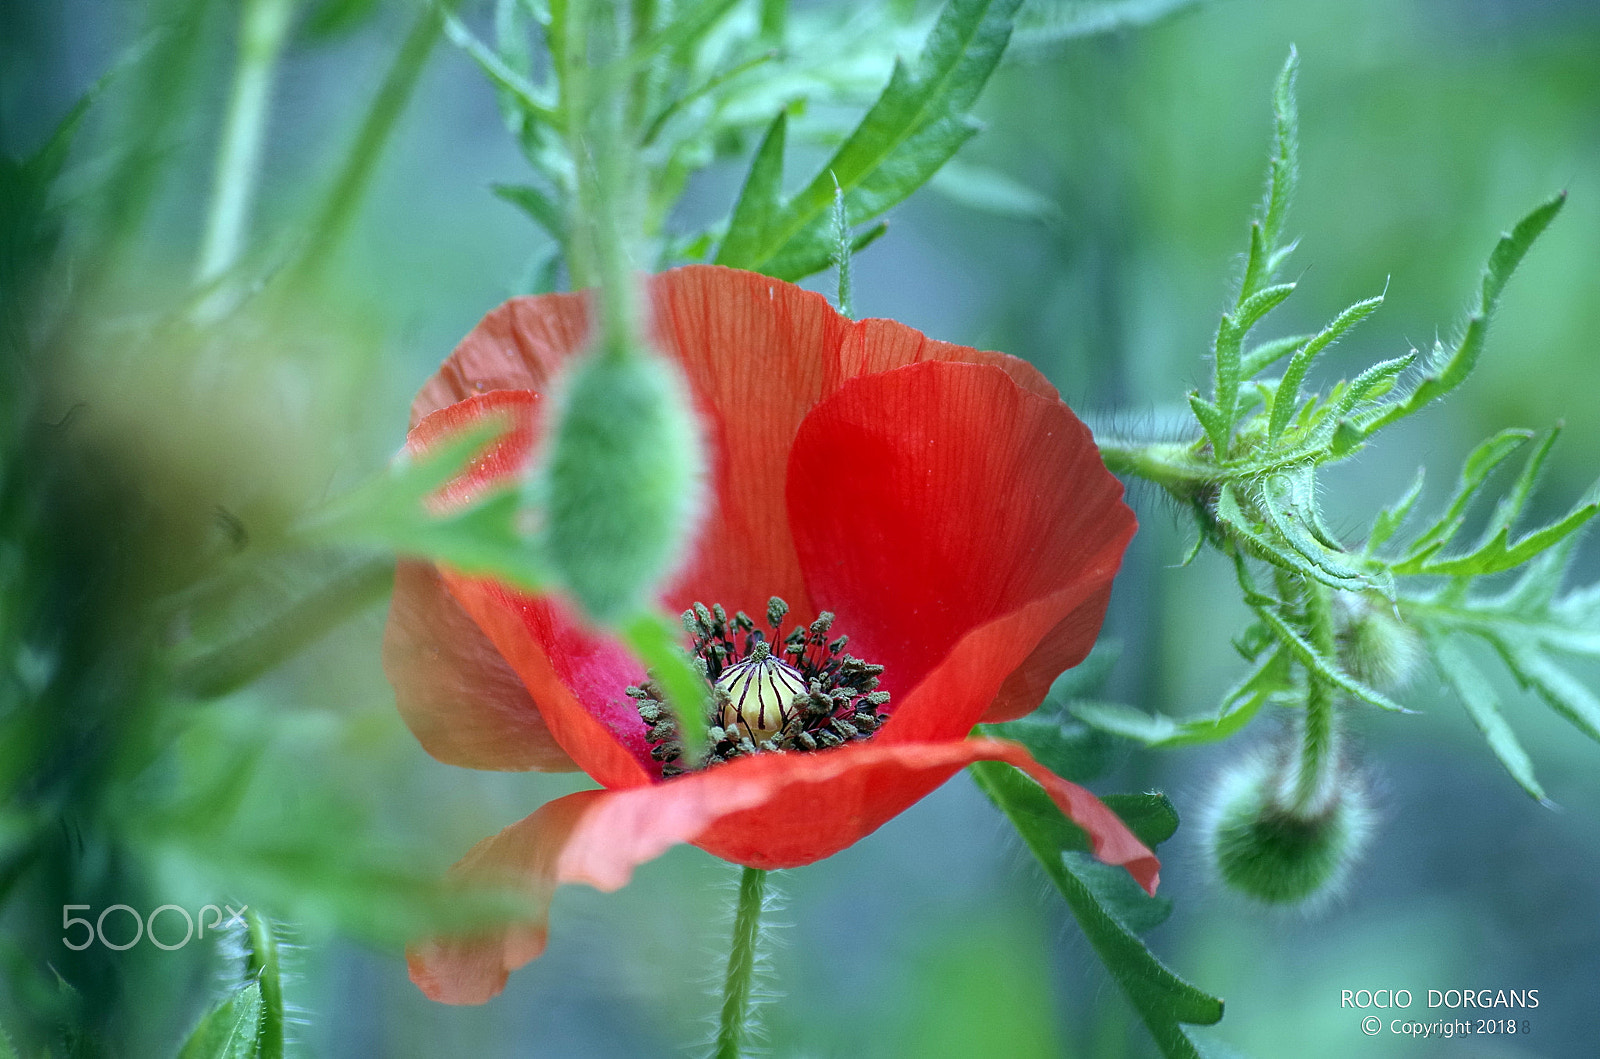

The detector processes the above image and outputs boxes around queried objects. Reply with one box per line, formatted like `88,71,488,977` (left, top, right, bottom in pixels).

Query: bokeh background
4,0,1599,1055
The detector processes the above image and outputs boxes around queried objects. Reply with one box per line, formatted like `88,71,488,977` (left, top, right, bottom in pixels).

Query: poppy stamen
629,596,889,778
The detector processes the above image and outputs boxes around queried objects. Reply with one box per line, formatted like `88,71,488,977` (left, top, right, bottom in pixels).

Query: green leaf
1188,393,1228,455
716,110,789,273
244,911,285,1059
1250,599,1409,713
622,611,710,764
1214,282,1296,431
303,0,381,38
1398,500,1597,578
1259,47,1299,260
1482,425,1561,544
981,715,1120,782
1238,331,1313,379
443,14,559,128
1398,428,1532,564
1364,469,1425,555
1258,474,1373,590
1266,294,1384,441
1010,0,1203,52
492,182,566,242
1362,193,1565,436
1428,634,1549,804
969,762,1224,1059
1494,639,1600,745
299,421,551,592
1074,647,1287,749
928,160,1062,223
715,0,1023,280
1100,793,1181,848
176,983,263,1059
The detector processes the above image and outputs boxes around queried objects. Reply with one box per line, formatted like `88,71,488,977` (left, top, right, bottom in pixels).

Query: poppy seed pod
1203,750,1373,906
539,347,705,624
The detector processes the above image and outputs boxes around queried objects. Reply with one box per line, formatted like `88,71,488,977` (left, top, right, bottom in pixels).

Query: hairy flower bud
539,348,705,624
1202,750,1373,906
1333,591,1422,690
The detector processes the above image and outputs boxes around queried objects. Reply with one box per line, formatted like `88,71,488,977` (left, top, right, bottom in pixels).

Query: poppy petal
786,359,1136,738
406,737,1157,1004
408,789,608,1004
411,290,590,428
400,389,656,787
384,560,577,771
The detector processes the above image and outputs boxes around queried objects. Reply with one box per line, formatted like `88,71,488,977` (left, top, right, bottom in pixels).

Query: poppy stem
715,866,768,1059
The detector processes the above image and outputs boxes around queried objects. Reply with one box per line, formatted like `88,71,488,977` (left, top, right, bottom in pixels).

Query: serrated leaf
1099,793,1181,848
1363,193,1565,436
176,982,263,1059
297,420,549,591
1399,429,1532,562
969,762,1224,1059
981,715,1119,782
1365,469,1425,555
1238,331,1312,378
1010,0,1202,52
715,0,1023,280
1494,638,1600,744
493,182,566,241
1251,599,1410,713
1482,425,1561,544
1267,294,1383,441
1072,648,1286,748
928,160,1061,223
1428,635,1548,804
1260,47,1298,257
1213,282,1296,430
1397,500,1597,578
1259,475,1372,588
1188,393,1228,454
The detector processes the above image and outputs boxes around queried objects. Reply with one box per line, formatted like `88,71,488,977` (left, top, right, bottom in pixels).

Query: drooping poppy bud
1202,749,1373,906
537,347,704,624
1333,591,1422,691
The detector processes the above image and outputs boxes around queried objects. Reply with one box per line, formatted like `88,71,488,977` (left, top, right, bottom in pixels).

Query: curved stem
290,0,458,286
1292,579,1339,812
715,866,768,1059
196,0,296,285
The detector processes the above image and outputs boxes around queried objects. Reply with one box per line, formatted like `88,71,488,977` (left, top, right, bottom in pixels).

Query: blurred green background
4,0,1598,1055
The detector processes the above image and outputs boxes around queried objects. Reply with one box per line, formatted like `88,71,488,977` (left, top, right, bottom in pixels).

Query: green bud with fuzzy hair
538,346,705,625
1333,591,1422,690
1203,750,1373,906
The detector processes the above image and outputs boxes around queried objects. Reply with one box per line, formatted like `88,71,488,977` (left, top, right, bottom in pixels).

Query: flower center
628,596,890,777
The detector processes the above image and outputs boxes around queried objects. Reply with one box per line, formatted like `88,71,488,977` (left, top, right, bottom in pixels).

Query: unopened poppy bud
539,347,705,624
1203,752,1373,906
1333,591,1421,690
715,640,807,740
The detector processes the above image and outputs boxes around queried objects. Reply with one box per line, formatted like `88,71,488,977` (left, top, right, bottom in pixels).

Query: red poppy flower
383,265,1148,1004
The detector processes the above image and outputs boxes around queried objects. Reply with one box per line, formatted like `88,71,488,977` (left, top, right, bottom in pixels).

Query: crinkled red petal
384,560,577,771
407,737,1158,1003
786,360,1135,737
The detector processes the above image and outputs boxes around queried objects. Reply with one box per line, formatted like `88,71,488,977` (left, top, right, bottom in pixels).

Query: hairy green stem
291,0,457,284
1096,438,1214,492
196,0,296,284
1292,579,1339,812
715,866,768,1059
